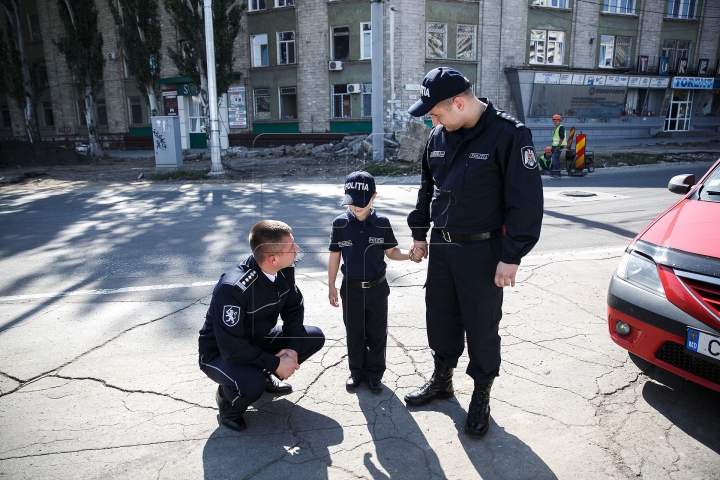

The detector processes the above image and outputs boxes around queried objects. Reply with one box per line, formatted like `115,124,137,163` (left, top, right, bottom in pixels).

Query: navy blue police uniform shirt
198,255,305,373
329,208,399,282
407,100,543,265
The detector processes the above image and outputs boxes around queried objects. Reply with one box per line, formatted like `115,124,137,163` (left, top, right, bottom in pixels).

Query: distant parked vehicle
607,158,720,392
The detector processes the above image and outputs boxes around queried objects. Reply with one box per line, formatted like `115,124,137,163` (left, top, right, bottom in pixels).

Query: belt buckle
361,281,371,288
441,230,452,242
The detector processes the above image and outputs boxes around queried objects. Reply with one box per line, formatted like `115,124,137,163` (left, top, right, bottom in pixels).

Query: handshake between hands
409,240,428,263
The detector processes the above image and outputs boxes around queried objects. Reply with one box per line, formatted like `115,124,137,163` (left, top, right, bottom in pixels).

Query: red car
607,158,720,393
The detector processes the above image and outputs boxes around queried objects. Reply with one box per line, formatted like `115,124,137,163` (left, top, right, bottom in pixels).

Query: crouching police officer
198,220,325,431
405,67,543,438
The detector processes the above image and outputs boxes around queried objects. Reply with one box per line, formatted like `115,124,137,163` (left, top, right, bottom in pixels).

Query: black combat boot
265,372,292,394
216,386,246,431
404,361,454,407
465,380,493,438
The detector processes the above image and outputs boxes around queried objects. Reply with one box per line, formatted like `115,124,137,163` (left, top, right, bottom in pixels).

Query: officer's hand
275,354,300,380
329,286,339,307
277,348,298,365
494,261,518,288
410,240,428,262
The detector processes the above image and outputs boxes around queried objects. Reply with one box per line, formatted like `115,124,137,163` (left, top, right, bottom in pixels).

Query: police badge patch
521,146,537,169
222,305,241,327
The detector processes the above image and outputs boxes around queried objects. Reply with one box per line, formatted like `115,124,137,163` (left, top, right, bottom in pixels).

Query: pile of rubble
183,122,431,164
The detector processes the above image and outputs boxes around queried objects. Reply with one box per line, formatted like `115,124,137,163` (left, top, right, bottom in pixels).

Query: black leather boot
265,372,292,394
465,380,493,438
404,361,454,407
216,386,246,431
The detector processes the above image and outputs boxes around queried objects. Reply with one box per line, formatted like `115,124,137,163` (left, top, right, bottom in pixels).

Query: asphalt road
0,162,718,479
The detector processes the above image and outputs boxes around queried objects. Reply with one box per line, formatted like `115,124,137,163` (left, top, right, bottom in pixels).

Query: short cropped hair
249,220,293,263
435,87,475,110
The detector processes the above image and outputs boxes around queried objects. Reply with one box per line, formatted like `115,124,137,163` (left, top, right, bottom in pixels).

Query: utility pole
370,0,384,163
204,0,223,174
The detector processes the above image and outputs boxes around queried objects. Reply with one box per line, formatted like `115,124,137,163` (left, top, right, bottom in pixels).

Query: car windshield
698,163,720,202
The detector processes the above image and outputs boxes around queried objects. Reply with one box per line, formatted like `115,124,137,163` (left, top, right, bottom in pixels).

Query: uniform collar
346,207,378,225
247,255,278,285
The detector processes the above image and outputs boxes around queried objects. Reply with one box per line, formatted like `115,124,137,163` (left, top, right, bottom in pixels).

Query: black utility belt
345,274,386,289
436,228,503,243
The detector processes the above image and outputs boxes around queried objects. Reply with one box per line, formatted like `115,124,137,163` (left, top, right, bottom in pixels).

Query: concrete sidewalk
1,247,718,479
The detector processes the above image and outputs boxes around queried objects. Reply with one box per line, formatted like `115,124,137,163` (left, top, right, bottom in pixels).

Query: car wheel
587,161,595,173
629,352,655,374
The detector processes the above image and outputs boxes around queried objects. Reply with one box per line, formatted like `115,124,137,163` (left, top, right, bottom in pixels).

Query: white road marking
0,281,216,302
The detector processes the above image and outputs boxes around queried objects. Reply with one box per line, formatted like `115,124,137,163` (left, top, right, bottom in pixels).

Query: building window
603,0,635,14
360,22,371,60
662,40,691,70
531,0,568,8
277,31,295,65
362,83,372,118
666,0,697,19
254,88,271,120
78,100,108,127
599,35,631,68
427,22,447,59
252,34,269,67
456,24,476,60
28,14,42,41
332,26,350,61
276,0,294,6
129,97,143,124
530,30,564,65
279,87,297,119
1,105,11,128
42,102,54,127
249,0,266,11
332,84,351,118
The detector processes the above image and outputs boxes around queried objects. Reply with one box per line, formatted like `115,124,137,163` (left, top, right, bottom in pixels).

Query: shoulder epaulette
234,269,258,292
496,110,525,129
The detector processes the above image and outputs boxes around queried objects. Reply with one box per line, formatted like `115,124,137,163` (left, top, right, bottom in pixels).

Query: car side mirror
668,174,695,195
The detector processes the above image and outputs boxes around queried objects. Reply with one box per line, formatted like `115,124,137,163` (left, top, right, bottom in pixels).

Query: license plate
686,327,720,363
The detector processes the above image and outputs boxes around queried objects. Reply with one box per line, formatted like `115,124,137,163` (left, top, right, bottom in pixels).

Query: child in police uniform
328,171,411,393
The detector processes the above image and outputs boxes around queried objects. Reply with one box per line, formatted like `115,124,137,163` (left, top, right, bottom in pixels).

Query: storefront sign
162,91,178,116
403,84,421,91
606,76,629,86
177,82,198,96
559,74,573,85
649,77,670,88
585,75,606,86
534,73,560,84
628,77,651,88
671,77,715,89
571,74,585,85
659,57,669,75
228,86,247,128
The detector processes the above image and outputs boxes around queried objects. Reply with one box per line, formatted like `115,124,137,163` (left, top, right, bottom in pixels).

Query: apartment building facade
2,0,719,150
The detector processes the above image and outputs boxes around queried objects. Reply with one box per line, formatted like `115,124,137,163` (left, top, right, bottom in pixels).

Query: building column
296,0,330,133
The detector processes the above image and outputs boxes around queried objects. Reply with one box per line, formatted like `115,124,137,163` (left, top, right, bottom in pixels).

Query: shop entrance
664,90,693,132
188,95,207,149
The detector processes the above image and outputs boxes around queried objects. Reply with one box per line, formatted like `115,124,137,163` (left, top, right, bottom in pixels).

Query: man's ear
454,96,465,112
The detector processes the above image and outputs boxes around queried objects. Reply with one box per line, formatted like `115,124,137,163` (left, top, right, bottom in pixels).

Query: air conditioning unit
346,84,362,94
329,60,343,71
107,51,118,60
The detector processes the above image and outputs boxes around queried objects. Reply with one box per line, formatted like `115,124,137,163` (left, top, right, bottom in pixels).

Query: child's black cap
343,171,376,208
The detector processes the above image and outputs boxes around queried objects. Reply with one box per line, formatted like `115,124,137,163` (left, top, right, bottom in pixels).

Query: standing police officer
551,114,566,178
199,220,325,431
405,67,543,438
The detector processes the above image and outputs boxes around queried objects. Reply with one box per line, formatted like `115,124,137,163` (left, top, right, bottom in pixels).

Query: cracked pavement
1,175,719,479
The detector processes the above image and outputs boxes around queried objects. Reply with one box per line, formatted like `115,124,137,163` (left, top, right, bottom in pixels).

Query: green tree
0,0,43,143
108,0,162,116
162,0,244,121
54,0,105,157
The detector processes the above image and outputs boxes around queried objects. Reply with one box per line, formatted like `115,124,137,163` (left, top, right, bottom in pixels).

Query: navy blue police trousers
199,325,325,412
426,229,504,384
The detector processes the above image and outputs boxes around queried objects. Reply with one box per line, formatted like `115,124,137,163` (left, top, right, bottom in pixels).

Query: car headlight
616,251,665,296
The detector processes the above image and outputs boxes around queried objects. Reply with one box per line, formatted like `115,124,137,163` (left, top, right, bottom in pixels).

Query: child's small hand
329,285,339,307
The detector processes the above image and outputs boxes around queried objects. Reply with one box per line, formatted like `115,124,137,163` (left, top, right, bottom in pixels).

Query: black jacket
198,256,304,372
407,100,543,265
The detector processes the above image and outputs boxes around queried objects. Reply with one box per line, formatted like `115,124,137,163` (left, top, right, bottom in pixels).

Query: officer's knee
240,369,267,403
